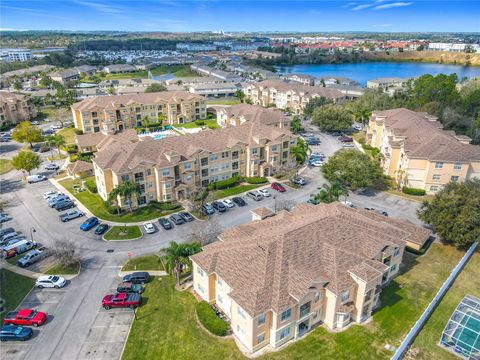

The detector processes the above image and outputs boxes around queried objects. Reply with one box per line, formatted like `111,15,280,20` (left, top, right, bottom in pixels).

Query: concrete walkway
0,260,78,280
118,270,167,276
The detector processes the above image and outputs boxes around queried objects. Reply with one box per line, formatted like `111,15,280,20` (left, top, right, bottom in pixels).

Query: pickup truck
3,309,47,327
59,210,84,222
17,249,45,267
102,292,141,310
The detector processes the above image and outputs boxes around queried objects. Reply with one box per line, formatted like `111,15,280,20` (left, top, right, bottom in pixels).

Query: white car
36,275,67,289
311,160,324,167
27,175,47,183
258,189,271,198
353,124,363,131
143,222,155,234
45,163,60,170
341,200,354,208
342,143,355,148
51,124,62,130
43,191,62,199
222,199,235,208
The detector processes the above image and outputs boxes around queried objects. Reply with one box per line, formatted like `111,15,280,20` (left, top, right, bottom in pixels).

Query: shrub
402,187,426,196
245,176,268,184
69,154,78,162
195,301,229,337
74,129,83,135
150,201,182,211
104,201,119,215
194,190,209,202
208,175,241,190
66,144,78,154
85,178,98,193
194,120,206,126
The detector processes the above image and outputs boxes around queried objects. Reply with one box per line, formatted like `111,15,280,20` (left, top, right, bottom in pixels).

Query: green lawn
57,127,77,144
122,254,164,271
412,249,480,360
0,269,35,322
150,65,198,78
104,71,148,80
206,98,241,106
213,184,262,200
59,177,181,222
121,244,468,360
104,226,142,241
0,159,14,175
173,119,219,130
45,261,80,275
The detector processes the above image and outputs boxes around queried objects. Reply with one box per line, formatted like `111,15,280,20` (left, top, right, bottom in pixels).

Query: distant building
190,65,241,82
0,49,33,62
283,74,315,86
367,78,408,93
187,82,239,98
0,91,37,126
50,69,81,84
325,84,365,100
176,43,217,52
216,103,290,128
103,64,137,74
315,77,357,87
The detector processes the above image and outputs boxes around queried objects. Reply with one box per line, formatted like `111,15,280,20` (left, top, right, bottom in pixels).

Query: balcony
299,302,311,319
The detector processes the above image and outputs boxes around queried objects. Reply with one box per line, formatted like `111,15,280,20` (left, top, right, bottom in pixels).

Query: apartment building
243,80,345,114
71,91,207,134
282,73,315,86
103,64,137,74
92,121,297,208
367,108,480,194
216,103,290,128
0,91,37,126
366,77,408,93
191,203,431,354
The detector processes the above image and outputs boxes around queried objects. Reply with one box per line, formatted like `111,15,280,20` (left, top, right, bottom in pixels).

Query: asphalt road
0,129,424,360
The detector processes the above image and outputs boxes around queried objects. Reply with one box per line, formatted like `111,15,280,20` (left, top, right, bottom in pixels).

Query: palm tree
323,181,347,201
160,241,201,286
109,181,141,212
290,138,309,164
291,116,303,134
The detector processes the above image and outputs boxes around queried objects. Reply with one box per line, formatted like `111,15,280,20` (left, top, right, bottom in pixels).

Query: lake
275,62,480,85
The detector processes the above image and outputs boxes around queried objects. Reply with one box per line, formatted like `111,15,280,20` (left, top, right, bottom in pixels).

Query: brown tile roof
75,132,106,148
220,104,287,126
247,80,345,100
0,91,28,102
374,108,480,162
93,121,293,173
71,91,205,111
67,160,93,174
191,203,431,316
75,129,138,149
250,207,275,220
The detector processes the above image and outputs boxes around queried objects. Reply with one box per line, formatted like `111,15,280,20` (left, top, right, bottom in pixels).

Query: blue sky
1,1,479,32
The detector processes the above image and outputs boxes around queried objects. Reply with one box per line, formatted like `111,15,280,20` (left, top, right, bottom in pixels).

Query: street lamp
273,195,277,214
30,227,36,242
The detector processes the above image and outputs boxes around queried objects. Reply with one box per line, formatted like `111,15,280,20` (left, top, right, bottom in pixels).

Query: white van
27,175,47,184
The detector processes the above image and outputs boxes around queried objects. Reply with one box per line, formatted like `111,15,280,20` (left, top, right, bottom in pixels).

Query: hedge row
207,175,241,190
244,176,268,184
150,201,182,211
195,301,229,337
85,178,98,193
402,187,426,196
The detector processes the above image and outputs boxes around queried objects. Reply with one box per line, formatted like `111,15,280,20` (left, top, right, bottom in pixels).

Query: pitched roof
71,91,205,111
0,91,28,102
191,203,431,317
219,103,288,126
75,129,138,149
66,160,93,173
247,80,345,100
374,108,480,162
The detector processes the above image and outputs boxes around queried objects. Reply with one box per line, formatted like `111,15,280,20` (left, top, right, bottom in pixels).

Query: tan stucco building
216,103,290,128
90,122,297,208
367,108,480,194
0,91,37,126
191,203,431,354
243,80,345,114
71,91,207,134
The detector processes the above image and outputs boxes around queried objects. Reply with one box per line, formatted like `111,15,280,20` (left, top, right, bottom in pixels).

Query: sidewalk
0,260,78,280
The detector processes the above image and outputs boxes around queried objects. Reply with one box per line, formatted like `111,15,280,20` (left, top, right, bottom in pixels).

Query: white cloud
373,2,413,10
373,23,393,27
351,3,373,11
73,1,123,14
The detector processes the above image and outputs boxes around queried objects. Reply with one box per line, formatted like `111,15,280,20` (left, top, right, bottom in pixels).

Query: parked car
1,231,18,242
0,214,9,223
51,124,62,130
94,223,109,235
222,199,235,208
212,201,227,212
3,309,47,327
48,195,69,207
201,204,215,215
102,293,141,310
247,191,263,201
0,227,15,237
271,182,286,192
169,214,185,225
0,325,33,342
43,129,54,135
116,282,144,294
59,209,84,222
341,200,355,208
158,217,173,230
232,197,246,207
80,217,99,231
1,236,25,248
331,131,344,137
307,138,321,145
376,210,389,216
338,136,353,143
291,177,306,186
342,143,354,148
17,249,45,268
178,211,194,222
2,240,36,259
45,163,59,171
35,275,67,289
43,191,61,199
310,160,324,167
27,175,47,184
143,222,155,234
39,146,50,153
122,272,150,284
307,198,320,205
364,207,375,211
55,200,76,212
353,124,363,131
257,189,271,198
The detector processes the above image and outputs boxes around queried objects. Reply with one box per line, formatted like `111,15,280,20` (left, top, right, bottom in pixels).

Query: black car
55,200,75,211
212,201,227,212
178,211,194,222
307,138,321,145
122,272,150,284
376,210,389,217
169,214,185,225
94,223,109,235
331,131,344,137
0,325,33,342
159,217,173,230
117,282,144,294
232,197,246,206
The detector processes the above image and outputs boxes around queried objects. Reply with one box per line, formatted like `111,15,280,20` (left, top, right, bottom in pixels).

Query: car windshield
51,276,60,282
27,310,37,319
14,326,24,335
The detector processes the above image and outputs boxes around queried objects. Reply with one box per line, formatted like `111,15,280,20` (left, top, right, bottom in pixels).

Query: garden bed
103,225,143,241
122,255,164,271
196,301,230,337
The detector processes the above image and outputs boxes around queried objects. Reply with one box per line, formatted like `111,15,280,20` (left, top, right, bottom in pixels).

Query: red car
102,292,141,310
3,309,47,327
271,182,286,192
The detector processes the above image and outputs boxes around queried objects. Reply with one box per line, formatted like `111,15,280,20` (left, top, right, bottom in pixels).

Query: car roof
17,309,33,317
113,292,127,299
118,282,132,288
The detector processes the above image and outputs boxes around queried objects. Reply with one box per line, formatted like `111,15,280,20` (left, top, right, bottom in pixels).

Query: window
453,163,462,170
121,174,129,182
232,162,239,170
201,157,208,166
271,145,277,152
279,326,291,340
134,172,144,182
365,289,373,302
217,278,222,286
165,182,171,189
451,176,459,182
280,308,291,322
237,306,246,319
258,313,265,326
217,294,224,304
221,151,229,158
201,168,208,177
137,196,146,206
210,153,218,161
197,267,204,276
432,174,441,181
435,162,443,169
283,151,288,159
162,169,170,177
393,247,400,257
232,151,239,159
283,141,289,148
146,169,152,176
430,185,439,192
341,291,350,303
197,283,205,294
185,175,192,182
184,163,191,171
390,264,397,273
251,148,258,155
257,333,265,344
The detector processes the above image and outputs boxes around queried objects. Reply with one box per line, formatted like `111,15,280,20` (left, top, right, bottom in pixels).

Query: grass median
0,269,35,322
104,225,142,241
122,254,164,271
45,261,80,275
213,184,262,200
0,159,14,175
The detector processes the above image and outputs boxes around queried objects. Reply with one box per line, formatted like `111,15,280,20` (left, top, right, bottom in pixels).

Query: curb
118,270,167,276
102,234,144,242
